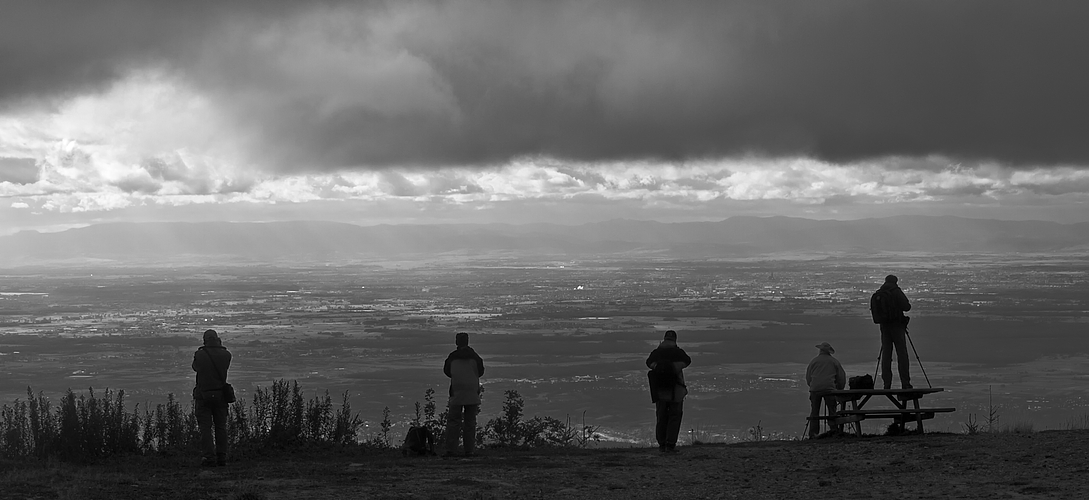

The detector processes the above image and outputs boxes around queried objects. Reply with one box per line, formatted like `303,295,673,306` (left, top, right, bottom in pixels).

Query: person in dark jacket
877,275,913,389
645,330,692,452
192,329,232,467
443,332,485,457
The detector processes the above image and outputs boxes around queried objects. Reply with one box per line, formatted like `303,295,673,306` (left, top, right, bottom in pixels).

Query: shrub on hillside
480,390,599,448
0,388,146,461
406,388,449,450
2,383,602,462
0,381,371,462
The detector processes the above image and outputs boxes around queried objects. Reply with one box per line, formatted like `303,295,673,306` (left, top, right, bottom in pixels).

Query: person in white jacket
443,332,485,456
806,342,846,438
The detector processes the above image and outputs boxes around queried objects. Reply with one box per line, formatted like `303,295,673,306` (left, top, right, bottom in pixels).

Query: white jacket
806,353,846,393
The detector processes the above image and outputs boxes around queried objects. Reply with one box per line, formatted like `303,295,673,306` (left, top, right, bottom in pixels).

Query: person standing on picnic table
646,330,691,453
876,274,913,389
806,342,846,438
443,332,485,457
192,329,232,467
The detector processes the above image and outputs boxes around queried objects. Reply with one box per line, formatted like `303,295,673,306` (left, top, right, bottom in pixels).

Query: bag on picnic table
849,374,874,390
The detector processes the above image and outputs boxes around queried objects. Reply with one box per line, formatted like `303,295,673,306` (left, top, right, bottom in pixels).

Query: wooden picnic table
825,388,955,435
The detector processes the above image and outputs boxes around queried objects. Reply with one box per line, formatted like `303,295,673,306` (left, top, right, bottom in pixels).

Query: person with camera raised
192,329,232,467
875,275,913,389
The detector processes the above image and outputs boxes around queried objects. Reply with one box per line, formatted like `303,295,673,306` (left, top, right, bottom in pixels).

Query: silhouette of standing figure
876,275,913,389
192,329,232,467
646,330,691,452
443,332,485,457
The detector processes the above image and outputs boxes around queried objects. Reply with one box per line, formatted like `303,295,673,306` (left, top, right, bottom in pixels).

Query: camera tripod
872,323,932,389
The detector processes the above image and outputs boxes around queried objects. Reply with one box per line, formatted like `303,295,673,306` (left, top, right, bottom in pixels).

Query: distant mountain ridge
1,216,1087,264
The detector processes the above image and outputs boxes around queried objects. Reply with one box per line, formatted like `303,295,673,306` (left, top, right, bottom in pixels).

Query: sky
2,0,1089,235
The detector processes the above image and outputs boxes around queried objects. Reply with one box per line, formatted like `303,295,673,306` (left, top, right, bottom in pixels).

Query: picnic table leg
829,398,840,436
851,399,862,435
913,397,924,433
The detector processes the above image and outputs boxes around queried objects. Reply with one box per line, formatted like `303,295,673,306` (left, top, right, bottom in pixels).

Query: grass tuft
1064,414,1089,430
1001,421,1034,434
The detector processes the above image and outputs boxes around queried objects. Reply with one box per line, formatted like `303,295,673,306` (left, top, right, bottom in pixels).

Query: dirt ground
2,430,1088,499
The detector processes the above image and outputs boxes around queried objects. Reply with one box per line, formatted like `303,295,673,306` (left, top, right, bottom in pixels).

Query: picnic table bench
819,388,955,435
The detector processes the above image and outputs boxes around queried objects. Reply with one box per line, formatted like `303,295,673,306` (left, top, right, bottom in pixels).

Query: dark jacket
646,341,692,403
444,346,485,405
192,345,232,393
878,282,912,324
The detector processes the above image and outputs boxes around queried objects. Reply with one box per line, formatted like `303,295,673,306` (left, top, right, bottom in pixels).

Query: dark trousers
880,322,912,389
445,404,479,455
654,401,684,448
809,391,840,438
196,400,228,461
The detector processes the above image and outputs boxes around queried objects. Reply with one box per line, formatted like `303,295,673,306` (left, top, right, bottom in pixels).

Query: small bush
964,413,980,435
366,406,393,449
747,421,765,442
333,391,364,446
480,390,599,449
687,424,720,445
407,388,448,449
985,385,1001,433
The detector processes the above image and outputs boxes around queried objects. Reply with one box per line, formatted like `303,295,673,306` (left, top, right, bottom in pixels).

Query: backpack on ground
401,426,436,456
869,289,898,324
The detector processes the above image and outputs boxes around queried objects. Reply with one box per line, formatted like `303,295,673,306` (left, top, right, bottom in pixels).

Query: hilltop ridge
3,430,1086,499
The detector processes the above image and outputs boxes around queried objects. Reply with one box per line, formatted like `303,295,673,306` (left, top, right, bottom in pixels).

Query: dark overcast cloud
3,0,1089,170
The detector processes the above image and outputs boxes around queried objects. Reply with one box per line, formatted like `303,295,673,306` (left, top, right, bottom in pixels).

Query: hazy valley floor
3,430,1088,499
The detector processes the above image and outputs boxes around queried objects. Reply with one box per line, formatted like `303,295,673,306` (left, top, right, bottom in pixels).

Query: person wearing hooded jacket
806,342,846,438
645,330,691,452
443,332,485,457
877,274,913,389
192,329,232,467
